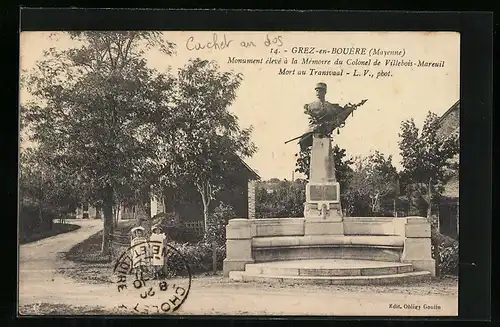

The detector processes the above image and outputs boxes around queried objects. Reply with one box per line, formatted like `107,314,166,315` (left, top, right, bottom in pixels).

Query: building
73,156,260,223
150,156,261,221
74,204,102,219
436,100,459,237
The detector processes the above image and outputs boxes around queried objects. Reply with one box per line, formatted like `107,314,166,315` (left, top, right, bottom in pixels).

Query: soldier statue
285,82,367,151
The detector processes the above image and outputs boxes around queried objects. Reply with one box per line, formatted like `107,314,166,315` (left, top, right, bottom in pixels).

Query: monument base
304,219,344,235
304,181,344,235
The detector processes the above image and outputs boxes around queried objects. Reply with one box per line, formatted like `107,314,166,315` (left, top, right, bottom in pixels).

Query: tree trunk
426,177,440,277
371,193,380,214
202,203,209,239
212,240,217,275
198,182,211,239
39,172,44,230
426,178,433,223
101,184,114,255
134,205,139,225
161,195,167,214
113,205,120,227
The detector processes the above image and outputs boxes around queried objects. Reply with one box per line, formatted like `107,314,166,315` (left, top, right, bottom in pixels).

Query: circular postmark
113,240,191,315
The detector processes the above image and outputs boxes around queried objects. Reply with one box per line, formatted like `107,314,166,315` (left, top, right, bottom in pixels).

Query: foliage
165,241,226,275
295,144,353,190
431,228,459,276
294,145,311,179
20,147,82,214
345,151,399,215
438,241,459,276
151,212,179,227
19,146,82,238
22,32,176,254
19,200,54,240
156,58,256,237
255,179,306,218
206,203,236,246
398,112,459,218
150,212,200,243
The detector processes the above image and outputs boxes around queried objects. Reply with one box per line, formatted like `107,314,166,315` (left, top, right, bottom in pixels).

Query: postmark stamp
113,240,191,314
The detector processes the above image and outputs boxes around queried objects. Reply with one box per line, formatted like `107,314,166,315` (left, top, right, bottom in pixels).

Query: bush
256,181,305,218
166,225,202,243
439,241,459,276
19,200,55,239
152,212,178,227
432,227,459,276
206,203,235,246
161,203,234,276
165,241,226,276
151,212,202,243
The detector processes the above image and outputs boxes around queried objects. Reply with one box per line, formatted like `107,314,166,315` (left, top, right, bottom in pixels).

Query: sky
19,31,460,181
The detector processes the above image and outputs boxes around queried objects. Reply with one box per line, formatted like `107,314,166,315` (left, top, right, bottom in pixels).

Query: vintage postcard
19,30,459,316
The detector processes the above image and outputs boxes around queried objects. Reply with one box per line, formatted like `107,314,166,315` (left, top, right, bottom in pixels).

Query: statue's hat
131,226,145,234
151,224,162,231
315,82,327,90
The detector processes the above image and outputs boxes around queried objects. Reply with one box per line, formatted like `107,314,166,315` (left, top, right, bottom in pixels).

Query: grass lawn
65,230,110,264
61,220,133,284
20,223,81,244
62,219,137,284
66,219,137,264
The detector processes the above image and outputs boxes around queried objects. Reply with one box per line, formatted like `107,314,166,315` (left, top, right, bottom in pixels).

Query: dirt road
18,220,458,316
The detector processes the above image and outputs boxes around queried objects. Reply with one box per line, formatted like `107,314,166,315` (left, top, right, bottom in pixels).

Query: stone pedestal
223,219,254,277
304,135,344,235
401,217,436,276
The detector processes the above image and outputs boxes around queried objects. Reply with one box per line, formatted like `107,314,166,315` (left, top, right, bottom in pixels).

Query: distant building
74,203,102,219
436,100,459,237
257,178,282,194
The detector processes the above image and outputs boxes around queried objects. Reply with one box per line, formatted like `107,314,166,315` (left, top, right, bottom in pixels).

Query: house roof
238,157,261,180
437,100,460,125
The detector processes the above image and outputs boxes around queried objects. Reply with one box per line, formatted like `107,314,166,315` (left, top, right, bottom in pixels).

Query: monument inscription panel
309,184,339,202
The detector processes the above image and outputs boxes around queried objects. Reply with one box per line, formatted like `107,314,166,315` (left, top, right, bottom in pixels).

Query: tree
255,179,306,218
347,151,399,214
159,59,256,238
20,146,83,236
22,32,176,254
398,112,459,220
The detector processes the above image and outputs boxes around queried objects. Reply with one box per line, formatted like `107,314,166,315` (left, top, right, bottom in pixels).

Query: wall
246,217,408,238
224,216,435,276
436,104,459,141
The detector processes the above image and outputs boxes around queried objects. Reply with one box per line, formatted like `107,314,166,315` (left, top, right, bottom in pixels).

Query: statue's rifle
284,132,311,145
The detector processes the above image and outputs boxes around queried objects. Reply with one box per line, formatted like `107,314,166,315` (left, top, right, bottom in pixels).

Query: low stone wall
223,216,435,277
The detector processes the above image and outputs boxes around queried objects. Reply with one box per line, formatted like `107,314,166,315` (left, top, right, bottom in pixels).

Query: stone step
245,260,413,277
229,270,431,286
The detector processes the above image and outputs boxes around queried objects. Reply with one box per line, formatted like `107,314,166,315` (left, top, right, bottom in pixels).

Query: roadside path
19,219,107,308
